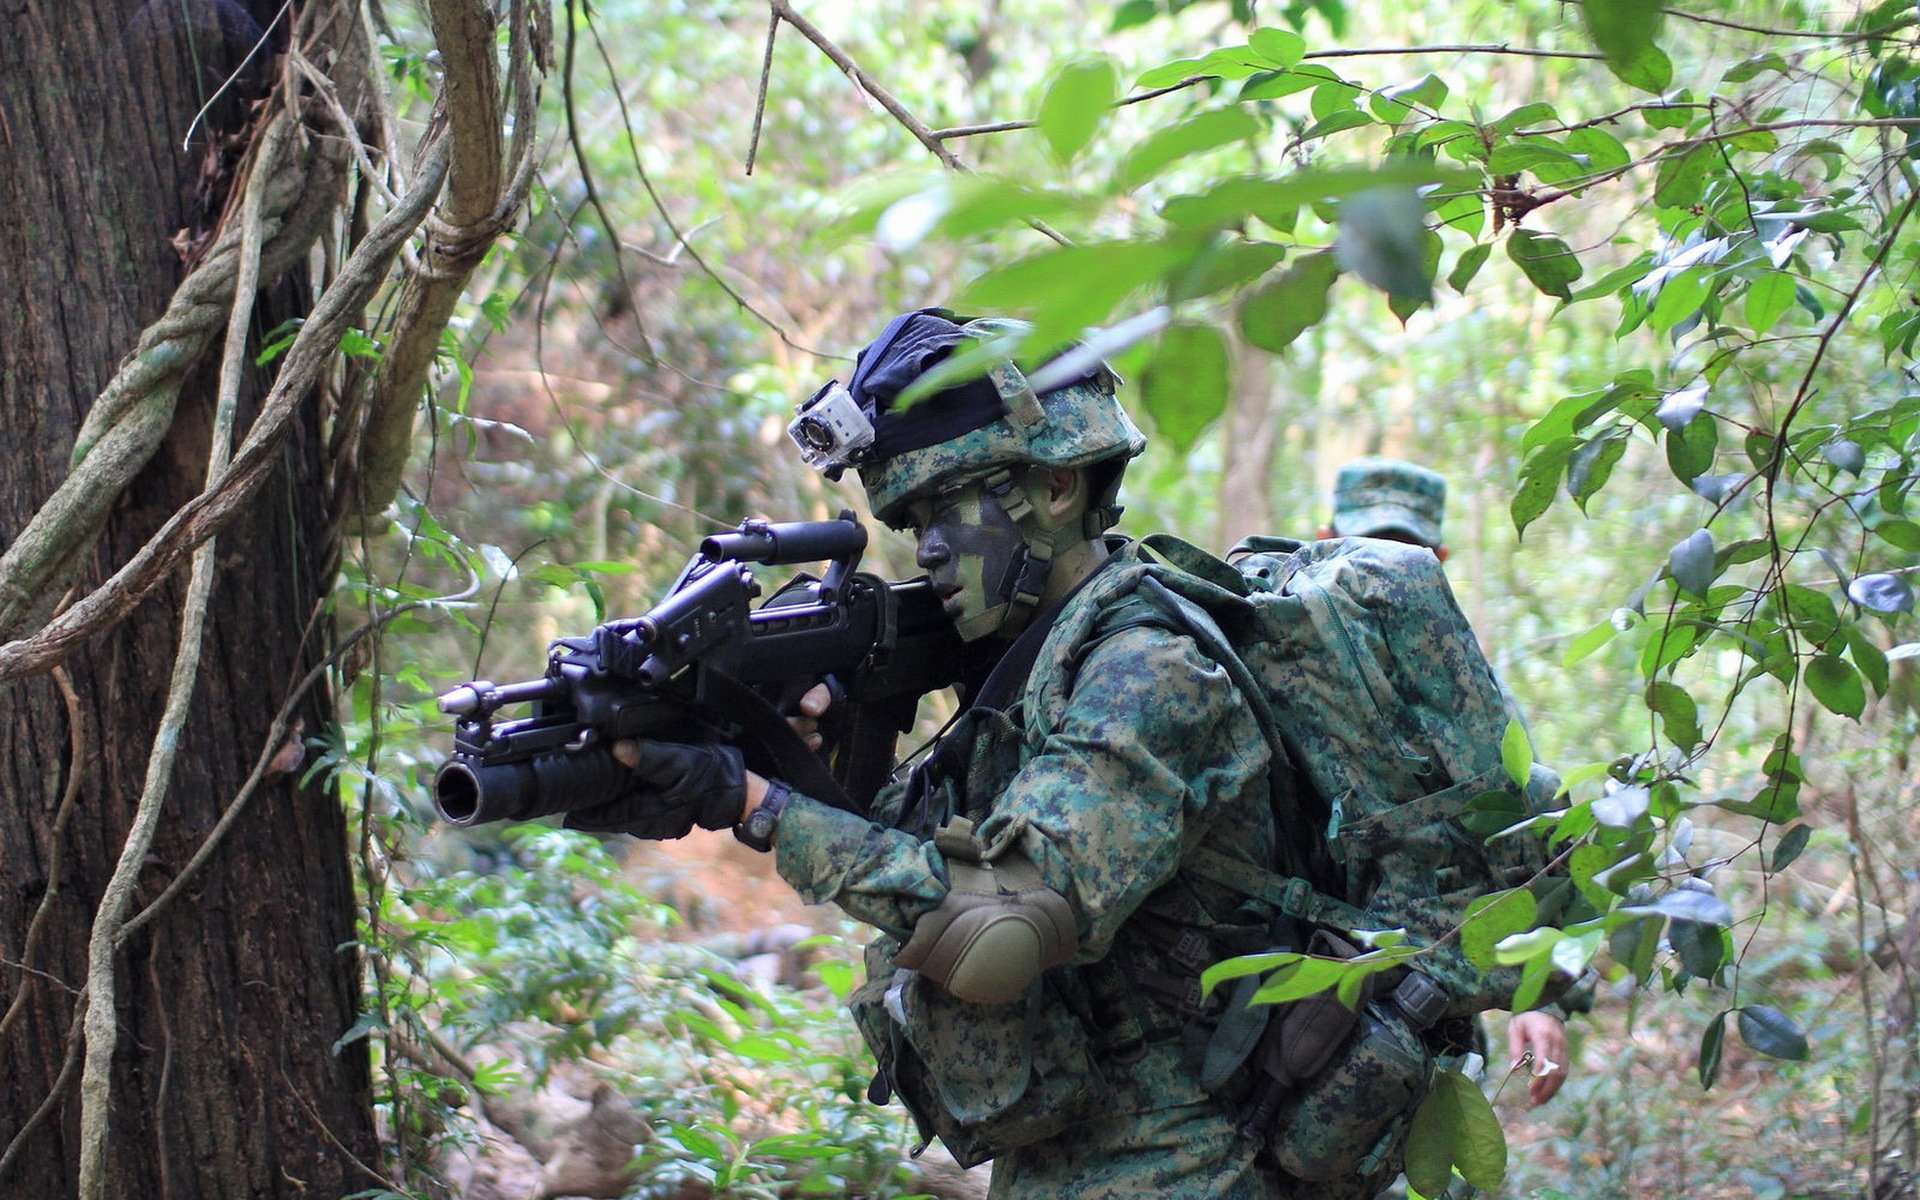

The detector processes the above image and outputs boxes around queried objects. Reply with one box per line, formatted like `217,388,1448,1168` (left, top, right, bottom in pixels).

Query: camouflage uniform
772,539,1298,1198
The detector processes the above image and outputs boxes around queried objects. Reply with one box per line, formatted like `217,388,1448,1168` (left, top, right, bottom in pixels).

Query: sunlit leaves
1161,162,1476,231
1115,107,1263,191
1461,888,1538,969
1038,57,1119,164
1135,27,1306,88
1848,572,1915,614
1745,271,1796,333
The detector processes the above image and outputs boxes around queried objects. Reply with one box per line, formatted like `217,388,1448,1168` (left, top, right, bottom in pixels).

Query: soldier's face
905,479,1029,640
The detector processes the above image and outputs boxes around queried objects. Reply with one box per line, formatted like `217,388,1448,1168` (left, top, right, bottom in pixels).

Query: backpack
1126,532,1568,1183
1135,532,1565,1009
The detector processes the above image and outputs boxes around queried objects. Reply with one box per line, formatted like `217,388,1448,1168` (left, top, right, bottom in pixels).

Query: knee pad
895,823,1079,1005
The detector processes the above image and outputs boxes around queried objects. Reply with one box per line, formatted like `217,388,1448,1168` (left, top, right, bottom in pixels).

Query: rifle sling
700,669,862,816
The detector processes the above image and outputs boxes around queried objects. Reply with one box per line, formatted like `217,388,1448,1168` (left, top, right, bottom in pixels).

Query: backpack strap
1130,571,1323,887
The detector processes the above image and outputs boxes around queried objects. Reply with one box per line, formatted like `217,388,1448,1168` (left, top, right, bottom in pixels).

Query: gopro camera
788,382,875,476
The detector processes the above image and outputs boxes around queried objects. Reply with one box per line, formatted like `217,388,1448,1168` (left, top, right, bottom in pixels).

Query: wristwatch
734,779,794,852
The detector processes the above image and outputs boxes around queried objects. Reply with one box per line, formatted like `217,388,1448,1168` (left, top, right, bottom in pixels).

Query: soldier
562,312,1514,1198
1323,456,1577,1108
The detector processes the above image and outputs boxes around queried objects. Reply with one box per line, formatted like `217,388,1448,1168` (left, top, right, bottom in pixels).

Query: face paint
908,478,1034,641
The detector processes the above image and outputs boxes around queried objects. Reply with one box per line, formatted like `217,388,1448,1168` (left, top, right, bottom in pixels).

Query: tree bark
0,1,376,1195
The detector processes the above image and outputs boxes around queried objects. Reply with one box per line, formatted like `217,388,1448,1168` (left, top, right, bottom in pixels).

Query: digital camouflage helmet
789,308,1146,531
789,309,1146,638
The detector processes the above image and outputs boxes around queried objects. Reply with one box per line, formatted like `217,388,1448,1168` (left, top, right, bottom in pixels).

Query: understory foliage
326,0,1920,1196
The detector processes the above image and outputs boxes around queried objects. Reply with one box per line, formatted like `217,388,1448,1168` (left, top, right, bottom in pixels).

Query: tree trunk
0,1,375,1195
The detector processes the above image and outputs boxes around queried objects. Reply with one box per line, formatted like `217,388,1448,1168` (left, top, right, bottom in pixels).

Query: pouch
1267,1001,1433,1181
847,938,1105,1168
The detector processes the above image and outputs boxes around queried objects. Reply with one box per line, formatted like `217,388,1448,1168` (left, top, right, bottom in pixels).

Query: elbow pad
894,819,1079,1006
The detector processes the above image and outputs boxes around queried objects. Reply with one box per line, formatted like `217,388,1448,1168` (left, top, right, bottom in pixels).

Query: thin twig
768,0,1070,247
745,6,779,174
0,665,88,1045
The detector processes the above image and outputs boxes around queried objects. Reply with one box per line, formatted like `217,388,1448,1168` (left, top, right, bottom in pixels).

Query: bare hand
787,681,833,751
1508,1011,1570,1106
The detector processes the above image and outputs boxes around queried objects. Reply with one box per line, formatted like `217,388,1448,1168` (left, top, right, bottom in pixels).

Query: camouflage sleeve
771,623,1270,952
972,622,1270,963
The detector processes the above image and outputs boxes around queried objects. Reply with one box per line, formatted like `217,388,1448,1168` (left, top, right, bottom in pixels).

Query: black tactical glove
562,739,746,840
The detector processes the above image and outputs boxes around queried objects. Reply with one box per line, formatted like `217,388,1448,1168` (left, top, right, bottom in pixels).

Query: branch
0,130,452,685
350,0,545,526
0,1,372,644
768,0,1069,246
77,107,285,1199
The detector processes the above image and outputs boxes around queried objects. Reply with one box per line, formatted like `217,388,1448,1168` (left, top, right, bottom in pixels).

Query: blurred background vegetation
333,0,1920,1195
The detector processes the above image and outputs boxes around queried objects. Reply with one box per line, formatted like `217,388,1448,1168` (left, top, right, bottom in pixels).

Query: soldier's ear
1039,467,1084,518
1435,545,1450,563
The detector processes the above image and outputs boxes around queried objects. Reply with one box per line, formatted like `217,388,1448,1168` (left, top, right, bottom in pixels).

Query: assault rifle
433,514,971,828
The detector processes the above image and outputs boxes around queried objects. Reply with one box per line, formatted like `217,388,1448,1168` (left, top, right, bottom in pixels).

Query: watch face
747,809,777,838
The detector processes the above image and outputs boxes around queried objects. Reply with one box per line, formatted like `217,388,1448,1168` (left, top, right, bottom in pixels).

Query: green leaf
1737,1005,1811,1061
1460,888,1538,969
1665,413,1719,484
1500,718,1532,787
1647,268,1711,333
1567,430,1628,508
1512,436,1581,538
1563,617,1619,666
1405,1068,1508,1196
1847,624,1891,696
1162,162,1477,230
1653,144,1715,209
1873,518,1920,551
1247,27,1307,69
1507,229,1583,300
1668,528,1717,599
1140,321,1231,452
1770,824,1812,873
1670,917,1727,980
1038,57,1118,163
1805,654,1867,718
1448,243,1492,293
1115,107,1263,191
1700,1011,1727,1089
1435,193,1486,239
1238,251,1340,353
1168,239,1288,302
1647,679,1702,749
1370,73,1449,123
1566,126,1632,173
1580,0,1672,91
1335,187,1434,304
1301,109,1377,142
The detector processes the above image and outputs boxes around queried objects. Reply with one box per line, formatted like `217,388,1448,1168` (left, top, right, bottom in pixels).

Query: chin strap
955,468,1086,641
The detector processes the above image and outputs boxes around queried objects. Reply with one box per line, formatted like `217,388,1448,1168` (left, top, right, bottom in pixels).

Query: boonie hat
1330,457,1447,547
